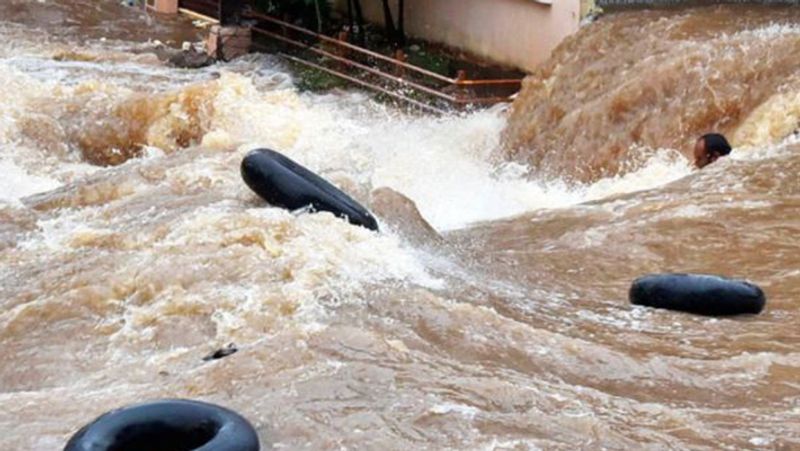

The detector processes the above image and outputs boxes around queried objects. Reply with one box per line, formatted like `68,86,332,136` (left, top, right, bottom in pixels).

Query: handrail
242,10,522,87
271,51,450,115
177,4,521,111
251,26,459,103
250,26,514,106
178,7,219,23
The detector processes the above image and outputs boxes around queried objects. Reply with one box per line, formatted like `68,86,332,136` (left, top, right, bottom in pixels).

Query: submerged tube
64,399,260,451
629,273,766,316
241,149,379,231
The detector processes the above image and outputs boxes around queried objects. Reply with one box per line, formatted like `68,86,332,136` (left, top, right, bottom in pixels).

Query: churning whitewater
1,1,800,450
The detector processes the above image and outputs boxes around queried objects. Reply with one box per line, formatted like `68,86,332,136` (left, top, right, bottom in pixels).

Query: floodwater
1,2,799,450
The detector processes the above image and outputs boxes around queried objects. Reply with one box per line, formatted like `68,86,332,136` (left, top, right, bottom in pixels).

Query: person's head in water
694,133,732,168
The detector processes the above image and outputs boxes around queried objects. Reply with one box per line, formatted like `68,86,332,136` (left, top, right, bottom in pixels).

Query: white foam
367,111,575,230
196,72,695,231
152,202,444,325
367,123,692,230
0,58,696,237
0,158,60,203
734,23,800,40
429,402,481,419
731,132,800,162
0,58,696,235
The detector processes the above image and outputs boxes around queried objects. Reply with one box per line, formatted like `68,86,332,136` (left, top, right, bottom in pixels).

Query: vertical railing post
337,30,350,72
455,70,468,107
394,49,406,78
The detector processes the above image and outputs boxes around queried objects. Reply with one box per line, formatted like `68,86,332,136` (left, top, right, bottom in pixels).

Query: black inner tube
64,399,260,451
241,148,379,231
629,273,766,316
103,421,219,451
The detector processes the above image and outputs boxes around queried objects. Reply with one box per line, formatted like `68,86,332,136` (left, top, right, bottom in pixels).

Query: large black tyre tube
64,399,260,451
629,273,766,316
241,148,379,231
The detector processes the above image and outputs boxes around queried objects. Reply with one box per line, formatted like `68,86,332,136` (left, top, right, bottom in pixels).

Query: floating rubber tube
241,149,378,231
629,273,766,316
64,399,260,451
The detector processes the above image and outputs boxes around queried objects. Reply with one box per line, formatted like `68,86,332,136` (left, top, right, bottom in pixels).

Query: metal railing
176,2,523,112
244,11,521,112
246,11,521,89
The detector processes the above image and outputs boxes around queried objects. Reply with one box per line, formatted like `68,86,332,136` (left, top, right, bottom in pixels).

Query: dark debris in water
202,343,238,361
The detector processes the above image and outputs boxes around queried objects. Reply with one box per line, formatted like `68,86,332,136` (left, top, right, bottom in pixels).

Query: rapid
1,1,799,449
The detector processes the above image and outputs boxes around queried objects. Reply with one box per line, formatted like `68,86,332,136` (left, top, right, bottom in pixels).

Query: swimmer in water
694,133,732,168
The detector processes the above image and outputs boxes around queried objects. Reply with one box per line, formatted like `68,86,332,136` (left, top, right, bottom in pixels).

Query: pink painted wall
338,0,581,71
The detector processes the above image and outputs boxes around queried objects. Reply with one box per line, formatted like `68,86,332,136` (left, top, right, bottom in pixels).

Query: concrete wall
337,0,581,72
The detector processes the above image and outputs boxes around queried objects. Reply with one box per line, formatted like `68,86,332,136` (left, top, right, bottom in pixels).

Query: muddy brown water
0,2,799,450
